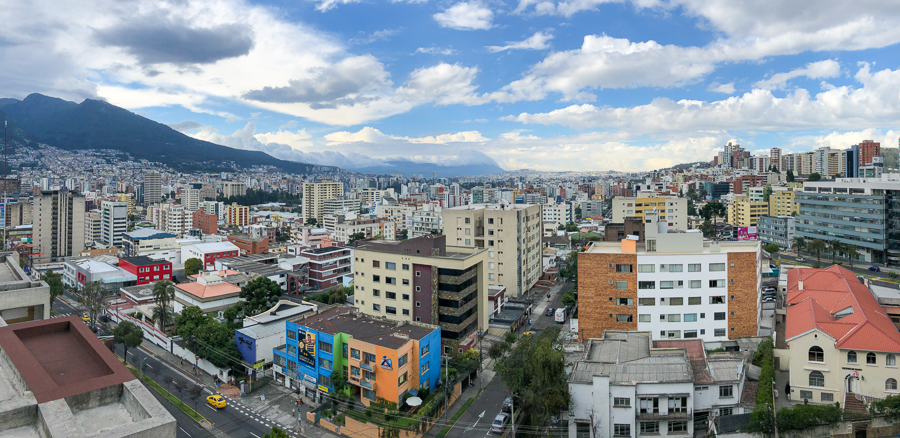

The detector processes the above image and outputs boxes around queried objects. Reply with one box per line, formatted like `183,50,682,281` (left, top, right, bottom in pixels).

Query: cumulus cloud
394,63,490,105
434,2,494,30
754,59,841,90
707,82,735,94
324,126,488,145
486,31,554,52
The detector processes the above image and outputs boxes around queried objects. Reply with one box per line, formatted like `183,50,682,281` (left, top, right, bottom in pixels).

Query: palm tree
152,280,175,332
792,236,807,254
828,239,843,263
808,239,826,265
846,245,860,268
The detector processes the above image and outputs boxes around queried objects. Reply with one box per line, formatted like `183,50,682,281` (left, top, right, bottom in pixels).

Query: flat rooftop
120,256,168,267
0,259,22,283
293,307,436,349
585,240,759,254
0,317,135,403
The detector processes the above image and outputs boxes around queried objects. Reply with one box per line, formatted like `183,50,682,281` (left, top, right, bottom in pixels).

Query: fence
172,342,232,382
107,307,172,350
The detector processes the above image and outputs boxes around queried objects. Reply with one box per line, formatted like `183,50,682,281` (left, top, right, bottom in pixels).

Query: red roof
785,265,900,353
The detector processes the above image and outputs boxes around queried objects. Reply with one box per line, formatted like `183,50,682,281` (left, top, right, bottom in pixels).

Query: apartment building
118,256,173,285
757,216,795,250
0,252,50,325
100,200,128,248
192,211,218,235
182,188,200,211
225,202,250,227
33,189,86,263
84,210,101,246
222,181,247,198
726,196,768,227
198,200,226,222
273,307,441,405
542,202,574,228
353,235,489,354
785,265,900,407
122,228,180,264
581,199,605,219
472,186,499,204
323,199,361,219
442,203,542,297
301,246,353,290
409,205,442,238
334,217,395,242
611,196,688,230
303,180,344,224
375,203,416,231
578,213,761,343
768,189,797,216
142,170,162,207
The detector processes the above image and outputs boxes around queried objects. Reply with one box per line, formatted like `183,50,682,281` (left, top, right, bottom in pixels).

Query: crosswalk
51,312,74,318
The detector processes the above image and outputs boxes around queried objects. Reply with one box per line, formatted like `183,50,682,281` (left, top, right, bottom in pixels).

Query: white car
796,257,806,262
491,413,510,434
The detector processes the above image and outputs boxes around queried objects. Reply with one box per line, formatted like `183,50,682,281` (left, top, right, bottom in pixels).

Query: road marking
179,426,193,437
250,434,260,438
206,405,217,412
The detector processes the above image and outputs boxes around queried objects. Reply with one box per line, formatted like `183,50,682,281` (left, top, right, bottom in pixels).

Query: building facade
768,189,797,217
222,181,247,198
100,200,128,248
611,196,688,231
118,256,173,285
303,180,344,224
225,203,250,227
726,196,768,227
33,189,86,264
181,241,240,270
142,170,162,207
757,215,795,250
301,246,353,290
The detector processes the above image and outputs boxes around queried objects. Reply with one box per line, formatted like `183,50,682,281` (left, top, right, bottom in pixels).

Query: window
616,264,633,273
319,341,333,354
800,390,813,400
638,298,655,306
719,407,733,417
808,346,824,362
373,289,381,297
402,294,410,301
867,352,877,365
617,298,633,306
402,264,410,270
287,330,297,341
613,424,630,437
421,344,429,356
422,361,429,373
640,422,659,434
639,314,651,322
660,281,674,289
668,421,688,433
398,354,408,367
465,239,471,245
373,261,380,268
667,330,681,338
669,397,687,413
710,263,726,271
668,264,683,272
386,277,397,285
709,280,725,288
719,385,733,398
398,372,408,386
488,218,494,224
668,314,681,322
684,330,698,338
888,378,898,391
638,264,655,273
714,328,726,337
689,280,701,289
615,281,628,289
684,313,697,322
688,264,702,272
365,352,376,363
319,373,332,388
386,306,397,315
489,273,495,280
319,358,333,371
613,397,630,407
714,312,726,320
821,393,834,402
809,371,825,387
669,297,683,306
373,304,381,312
363,388,376,400
638,281,656,290
710,296,725,304
848,351,857,363
351,348,360,359
373,275,381,282
639,398,659,414
888,354,897,367
616,314,633,323
416,271,421,277
385,262,396,270
287,344,297,356
688,296,701,305
351,366,361,377
386,292,397,300
402,279,410,286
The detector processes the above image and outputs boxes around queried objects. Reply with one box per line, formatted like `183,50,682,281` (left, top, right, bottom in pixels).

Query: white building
181,241,240,270
182,188,201,212
100,201,128,248
543,202,575,228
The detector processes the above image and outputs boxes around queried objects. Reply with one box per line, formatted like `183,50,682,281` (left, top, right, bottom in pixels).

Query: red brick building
301,246,352,290
118,256,173,285
193,211,218,235
227,233,269,255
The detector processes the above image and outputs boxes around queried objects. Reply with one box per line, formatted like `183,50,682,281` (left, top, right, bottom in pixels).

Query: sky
2,0,900,173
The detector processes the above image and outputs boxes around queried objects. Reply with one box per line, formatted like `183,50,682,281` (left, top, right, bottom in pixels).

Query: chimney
798,280,803,291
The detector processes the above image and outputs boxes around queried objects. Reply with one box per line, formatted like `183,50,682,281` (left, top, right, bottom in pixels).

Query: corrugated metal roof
707,359,743,382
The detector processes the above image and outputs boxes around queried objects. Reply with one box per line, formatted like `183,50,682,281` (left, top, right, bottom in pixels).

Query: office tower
222,181,247,198
770,148,782,171
84,210,101,246
858,140,881,167
182,188,200,211
143,170,162,207
33,189,85,263
302,180,344,224
100,201,128,248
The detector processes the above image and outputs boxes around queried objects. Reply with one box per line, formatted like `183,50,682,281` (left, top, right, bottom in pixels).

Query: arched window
847,351,857,363
867,352,877,365
887,354,896,367
809,346,824,363
887,378,898,391
809,371,825,387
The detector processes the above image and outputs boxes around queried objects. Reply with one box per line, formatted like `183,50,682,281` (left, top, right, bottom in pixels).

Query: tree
764,243,780,255
40,269,64,305
263,427,291,438
846,244,860,267
184,258,203,276
574,206,582,219
564,222,579,232
175,306,242,369
687,198,697,216
331,367,347,394
792,236,806,253
700,201,726,236
700,220,715,238
237,276,283,317
76,281,106,331
495,326,570,430
561,292,576,307
113,321,144,365
152,280,175,332
397,229,408,240
276,226,291,243
808,239,826,264
305,217,318,226
827,239,842,263
348,232,366,244
807,172,822,182
786,170,795,182
763,184,773,202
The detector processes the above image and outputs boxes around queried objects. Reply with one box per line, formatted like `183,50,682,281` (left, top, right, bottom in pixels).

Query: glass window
386,292,396,299
809,346,824,362
867,352,877,364
660,281,674,289
888,379,898,391
639,314,651,322
373,289,381,297
421,344,429,356
319,341,333,354
373,261,380,268
719,385,733,398
688,296,701,305
319,358,333,371
714,312,726,320
668,264,683,272
616,314,633,323
385,262,396,270
364,352,376,363
710,296,726,304
710,263,726,271
402,264,410,270
821,393,834,402
386,277,397,285
351,348,360,359
613,397,630,407
616,264,633,273
640,422,659,434
689,280,701,289
669,297,683,306
638,264,655,273
614,425,630,437
668,314,681,322
688,264,702,272
809,371,825,387
848,351,857,363
709,279,725,288
373,275,381,282
402,294,410,301
398,372,408,386
887,354,896,366
638,298,655,306
668,421,688,433
373,304,381,312
719,407,733,417
617,298,633,306
714,328,726,337
638,281,656,289
667,330,681,338
615,281,628,289
398,354,408,367
684,330,698,338
684,313,697,322
386,306,397,315
287,330,297,340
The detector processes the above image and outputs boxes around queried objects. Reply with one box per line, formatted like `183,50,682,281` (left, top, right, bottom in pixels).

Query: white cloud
754,59,841,90
350,28,403,45
414,47,457,55
394,63,490,106
249,112,261,119
513,0,622,17
707,82,735,94
434,2,494,30
324,127,488,145
486,31,554,52
502,64,900,133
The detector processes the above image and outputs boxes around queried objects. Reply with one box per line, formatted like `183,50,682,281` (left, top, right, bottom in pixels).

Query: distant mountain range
0,94,317,173
349,157,505,178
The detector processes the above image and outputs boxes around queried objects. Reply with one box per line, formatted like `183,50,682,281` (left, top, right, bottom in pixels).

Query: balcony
635,410,692,421
361,378,374,389
360,361,374,372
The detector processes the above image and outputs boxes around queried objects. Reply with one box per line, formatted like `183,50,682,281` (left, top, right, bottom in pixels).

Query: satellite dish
406,397,422,407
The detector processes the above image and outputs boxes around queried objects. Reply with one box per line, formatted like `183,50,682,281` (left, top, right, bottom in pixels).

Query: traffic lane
143,379,210,438
445,375,510,438
775,254,893,279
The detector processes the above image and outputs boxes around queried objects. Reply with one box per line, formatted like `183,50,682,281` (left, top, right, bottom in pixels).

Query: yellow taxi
81,313,91,323
521,331,534,341
207,394,227,409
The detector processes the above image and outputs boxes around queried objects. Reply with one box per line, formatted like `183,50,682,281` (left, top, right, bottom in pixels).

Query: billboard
736,226,758,241
297,328,317,367
0,203,4,228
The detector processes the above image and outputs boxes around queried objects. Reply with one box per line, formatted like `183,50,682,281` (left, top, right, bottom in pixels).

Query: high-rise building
442,203,542,297
225,202,250,226
302,180,344,224
611,196,688,230
814,147,832,176
142,170,162,207
33,189,85,263
222,181,247,198
198,200,225,222
726,195,768,227
770,147,782,171
100,201,128,248
182,188,200,211
84,210,102,247
858,140,881,168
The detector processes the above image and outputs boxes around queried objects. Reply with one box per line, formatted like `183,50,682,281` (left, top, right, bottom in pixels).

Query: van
555,308,566,324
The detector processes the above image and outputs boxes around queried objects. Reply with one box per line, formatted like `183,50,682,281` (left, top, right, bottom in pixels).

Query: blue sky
2,0,900,172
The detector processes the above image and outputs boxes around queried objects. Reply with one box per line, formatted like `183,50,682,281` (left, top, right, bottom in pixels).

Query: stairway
843,393,868,414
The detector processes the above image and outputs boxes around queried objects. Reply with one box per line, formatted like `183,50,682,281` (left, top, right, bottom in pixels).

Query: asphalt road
774,253,899,289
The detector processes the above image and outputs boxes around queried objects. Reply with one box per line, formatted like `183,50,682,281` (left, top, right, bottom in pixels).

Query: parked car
502,396,514,412
545,307,554,317
796,257,806,262
869,266,880,272
491,413,510,434
207,394,227,409
762,297,776,303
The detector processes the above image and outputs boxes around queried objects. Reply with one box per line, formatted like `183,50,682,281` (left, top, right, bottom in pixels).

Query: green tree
792,236,806,253
276,226,292,243
76,281,106,331
827,239,843,263
237,277,283,317
305,217,318,226
262,427,291,438
764,243,780,255
687,198,697,216
40,269,65,305
348,232,367,244
846,244,860,267
763,184,773,202
151,280,175,333
564,222,579,232
495,326,570,430
183,258,203,276
700,220,715,238
807,172,822,182
808,239,826,264
870,394,900,420
561,292,576,307
397,229,408,240
331,367,347,394
786,169,795,182
113,320,144,365
700,201,726,235
574,206,582,219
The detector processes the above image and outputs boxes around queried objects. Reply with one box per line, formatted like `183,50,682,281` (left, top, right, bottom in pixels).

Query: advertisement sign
318,385,330,393
380,355,393,370
297,329,317,367
253,359,265,370
736,226,758,241
0,203,5,228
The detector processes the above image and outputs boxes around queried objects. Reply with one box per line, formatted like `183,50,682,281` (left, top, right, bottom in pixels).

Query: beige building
727,195,768,227
182,188,201,212
225,203,250,227
222,181,247,198
353,235,489,354
785,265,900,408
33,189,85,263
84,210,102,247
334,217,395,242
147,203,193,237
768,188,797,216
611,196,688,230
442,203,541,297
0,252,50,325
303,180,344,224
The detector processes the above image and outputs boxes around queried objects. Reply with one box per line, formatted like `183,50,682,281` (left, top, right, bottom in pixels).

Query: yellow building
611,196,688,230
727,195,768,227
768,189,797,216
117,192,136,214
225,202,250,226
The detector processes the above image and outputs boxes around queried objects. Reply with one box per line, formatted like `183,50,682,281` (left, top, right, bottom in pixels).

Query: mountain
0,94,317,173
347,151,506,177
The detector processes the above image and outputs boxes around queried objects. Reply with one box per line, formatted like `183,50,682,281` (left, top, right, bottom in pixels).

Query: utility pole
510,395,516,438
442,356,450,422
771,380,779,438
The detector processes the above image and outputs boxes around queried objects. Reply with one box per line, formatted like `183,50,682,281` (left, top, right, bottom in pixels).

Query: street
773,253,899,288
